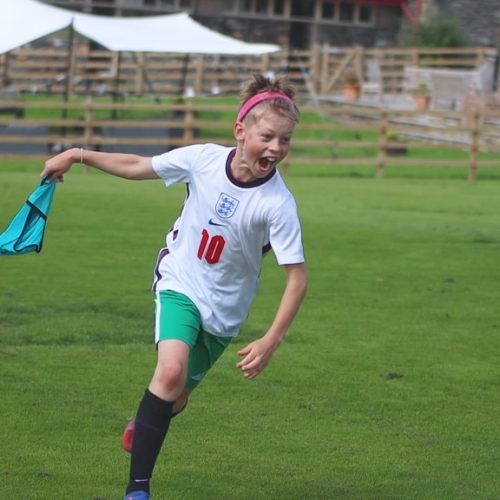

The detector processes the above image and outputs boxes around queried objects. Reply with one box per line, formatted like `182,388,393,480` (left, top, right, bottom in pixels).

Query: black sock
126,389,174,494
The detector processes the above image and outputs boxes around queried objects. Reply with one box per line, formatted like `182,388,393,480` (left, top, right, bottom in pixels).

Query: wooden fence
0,43,497,98
0,98,498,180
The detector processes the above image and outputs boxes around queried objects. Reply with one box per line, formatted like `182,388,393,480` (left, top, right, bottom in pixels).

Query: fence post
136,52,145,96
355,45,364,80
376,110,388,178
411,47,419,67
260,53,270,75
1,53,8,87
477,46,486,67
310,44,321,95
320,43,330,95
468,110,480,181
83,95,93,173
183,100,195,145
194,56,203,95
66,24,77,98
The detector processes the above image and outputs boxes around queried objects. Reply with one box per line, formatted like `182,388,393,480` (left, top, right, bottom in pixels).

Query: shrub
399,17,468,47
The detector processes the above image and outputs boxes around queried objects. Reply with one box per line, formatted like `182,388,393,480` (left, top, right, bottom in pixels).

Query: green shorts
154,289,231,390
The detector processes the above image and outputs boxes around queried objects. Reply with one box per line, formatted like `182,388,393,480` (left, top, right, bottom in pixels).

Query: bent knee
153,361,186,394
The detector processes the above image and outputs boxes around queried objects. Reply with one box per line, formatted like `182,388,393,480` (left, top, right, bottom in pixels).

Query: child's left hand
236,336,280,379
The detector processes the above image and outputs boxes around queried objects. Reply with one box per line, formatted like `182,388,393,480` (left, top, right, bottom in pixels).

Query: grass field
1,161,500,499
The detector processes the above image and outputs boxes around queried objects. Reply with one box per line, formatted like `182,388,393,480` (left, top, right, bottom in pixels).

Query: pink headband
237,91,294,122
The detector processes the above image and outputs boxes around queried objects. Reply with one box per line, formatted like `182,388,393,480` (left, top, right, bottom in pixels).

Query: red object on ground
122,419,135,453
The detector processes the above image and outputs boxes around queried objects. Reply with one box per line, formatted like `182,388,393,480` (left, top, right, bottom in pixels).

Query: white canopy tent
73,11,280,55
0,0,74,55
0,0,280,55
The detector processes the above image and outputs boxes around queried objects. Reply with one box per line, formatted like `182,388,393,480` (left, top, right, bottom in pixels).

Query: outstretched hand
41,148,77,183
236,336,280,379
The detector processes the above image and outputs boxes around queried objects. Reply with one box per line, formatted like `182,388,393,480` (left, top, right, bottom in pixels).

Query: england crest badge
215,192,239,218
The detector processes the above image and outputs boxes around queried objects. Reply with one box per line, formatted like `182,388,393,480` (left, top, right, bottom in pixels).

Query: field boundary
0,98,499,180
1,45,496,98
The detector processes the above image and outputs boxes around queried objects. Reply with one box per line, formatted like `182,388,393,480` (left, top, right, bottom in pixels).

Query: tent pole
62,19,75,138
179,1,200,98
179,54,191,98
112,51,122,120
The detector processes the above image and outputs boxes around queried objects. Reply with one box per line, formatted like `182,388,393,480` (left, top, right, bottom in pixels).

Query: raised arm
41,147,159,182
236,262,308,379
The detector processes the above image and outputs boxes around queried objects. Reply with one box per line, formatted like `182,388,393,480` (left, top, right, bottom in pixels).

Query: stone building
39,0,500,48
40,0,407,48
434,0,500,47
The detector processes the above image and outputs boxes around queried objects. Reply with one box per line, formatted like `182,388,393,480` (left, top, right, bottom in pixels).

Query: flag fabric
0,177,58,255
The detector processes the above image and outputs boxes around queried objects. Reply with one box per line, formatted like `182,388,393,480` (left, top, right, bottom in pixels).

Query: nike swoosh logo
209,218,226,227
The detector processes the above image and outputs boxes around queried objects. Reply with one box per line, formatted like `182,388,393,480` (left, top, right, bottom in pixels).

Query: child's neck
230,153,257,183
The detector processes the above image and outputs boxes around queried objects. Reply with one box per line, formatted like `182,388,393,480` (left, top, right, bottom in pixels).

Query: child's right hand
41,148,79,182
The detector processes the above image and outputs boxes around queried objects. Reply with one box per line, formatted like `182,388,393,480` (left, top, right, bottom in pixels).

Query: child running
41,73,307,500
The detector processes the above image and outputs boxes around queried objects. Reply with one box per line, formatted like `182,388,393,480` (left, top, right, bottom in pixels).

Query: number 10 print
197,229,226,264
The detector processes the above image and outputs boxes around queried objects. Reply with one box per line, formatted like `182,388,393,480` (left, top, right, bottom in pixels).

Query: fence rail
0,98,499,180
1,44,497,98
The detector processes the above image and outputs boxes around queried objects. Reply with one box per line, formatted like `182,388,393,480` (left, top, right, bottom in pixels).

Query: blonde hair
239,73,299,125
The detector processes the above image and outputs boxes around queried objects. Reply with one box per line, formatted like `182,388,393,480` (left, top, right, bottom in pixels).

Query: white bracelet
80,148,85,165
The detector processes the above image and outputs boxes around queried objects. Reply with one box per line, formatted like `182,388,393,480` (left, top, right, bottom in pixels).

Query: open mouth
258,156,277,170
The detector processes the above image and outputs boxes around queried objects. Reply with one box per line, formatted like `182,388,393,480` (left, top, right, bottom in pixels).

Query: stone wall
420,0,500,47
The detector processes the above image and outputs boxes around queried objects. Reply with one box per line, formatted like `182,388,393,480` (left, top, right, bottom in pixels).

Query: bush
399,17,469,47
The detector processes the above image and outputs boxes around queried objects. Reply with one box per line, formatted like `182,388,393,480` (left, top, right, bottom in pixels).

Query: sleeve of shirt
269,196,305,265
151,144,205,186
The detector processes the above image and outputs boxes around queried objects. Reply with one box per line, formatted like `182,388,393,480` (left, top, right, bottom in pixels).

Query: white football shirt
151,143,304,337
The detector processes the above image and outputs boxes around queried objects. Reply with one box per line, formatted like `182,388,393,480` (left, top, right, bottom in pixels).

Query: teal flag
0,177,58,255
